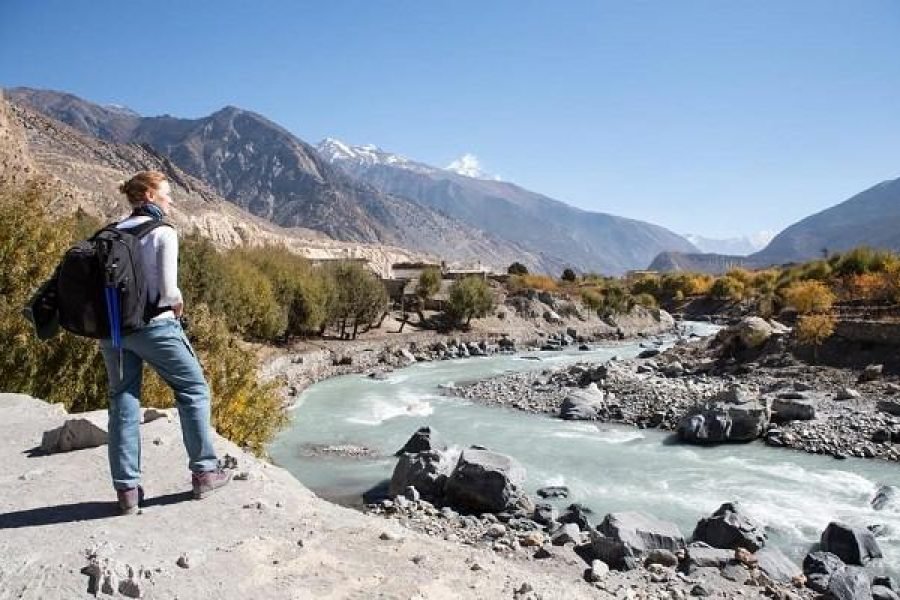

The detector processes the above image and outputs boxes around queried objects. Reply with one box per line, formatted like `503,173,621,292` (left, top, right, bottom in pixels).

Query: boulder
874,587,900,600
559,388,605,420
859,364,884,383
677,401,768,444
685,545,733,569
536,486,569,499
443,448,527,513
755,547,801,584
872,485,899,511
543,310,563,324
691,502,766,552
558,504,592,531
40,418,108,454
388,450,453,501
877,400,900,416
828,567,872,600
835,387,861,401
715,385,757,405
803,551,846,593
533,503,558,527
638,349,661,359
397,348,416,364
716,317,776,351
589,512,686,570
578,365,608,386
394,426,447,456
771,397,816,421
820,522,883,565
550,523,581,546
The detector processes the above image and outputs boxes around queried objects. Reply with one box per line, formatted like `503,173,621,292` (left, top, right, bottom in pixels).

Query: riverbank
454,320,900,462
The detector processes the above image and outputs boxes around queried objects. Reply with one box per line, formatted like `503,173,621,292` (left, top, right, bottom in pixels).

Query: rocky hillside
648,251,754,274
318,138,698,275
7,87,538,271
0,93,425,276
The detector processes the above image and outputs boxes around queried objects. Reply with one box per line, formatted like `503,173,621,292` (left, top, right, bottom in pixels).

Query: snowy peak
317,138,435,174
683,231,774,256
446,153,500,181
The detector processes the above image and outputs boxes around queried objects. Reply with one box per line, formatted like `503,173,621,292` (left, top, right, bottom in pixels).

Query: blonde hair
118,171,168,206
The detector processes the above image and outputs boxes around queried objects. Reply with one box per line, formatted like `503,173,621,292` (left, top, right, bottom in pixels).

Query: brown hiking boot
192,469,232,499
117,486,144,515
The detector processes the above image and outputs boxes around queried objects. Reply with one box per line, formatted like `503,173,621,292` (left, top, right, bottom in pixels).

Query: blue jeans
100,318,218,490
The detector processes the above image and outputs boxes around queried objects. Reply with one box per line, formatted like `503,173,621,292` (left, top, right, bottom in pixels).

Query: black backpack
56,220,172,343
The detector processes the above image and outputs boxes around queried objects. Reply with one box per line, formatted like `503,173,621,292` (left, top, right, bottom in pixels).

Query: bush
580,289,603,312
511,274,558,292
561,268,577,282
447,276,494,326
630,275,661,298
416,266,442,303
794,313,836,361
632,293,658,309
710,276,745,301
781,280,834,315
507,262,528,275
832,247,893,277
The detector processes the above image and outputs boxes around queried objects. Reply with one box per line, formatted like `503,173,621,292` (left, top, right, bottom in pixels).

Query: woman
103,171,230,514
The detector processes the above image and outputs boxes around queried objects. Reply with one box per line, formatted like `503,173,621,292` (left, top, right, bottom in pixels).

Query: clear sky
2,0,899,240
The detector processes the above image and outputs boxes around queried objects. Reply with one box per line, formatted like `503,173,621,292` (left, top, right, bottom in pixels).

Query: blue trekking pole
104,269,124,380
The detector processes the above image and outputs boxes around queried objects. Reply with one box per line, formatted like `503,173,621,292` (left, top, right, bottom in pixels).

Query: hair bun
117,180,129,195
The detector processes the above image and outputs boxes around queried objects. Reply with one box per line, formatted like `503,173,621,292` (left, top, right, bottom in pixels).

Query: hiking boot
117,486,144,515
192,469,232,499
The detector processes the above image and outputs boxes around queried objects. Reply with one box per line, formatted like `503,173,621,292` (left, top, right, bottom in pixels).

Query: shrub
507,262,528,275
561,268,577,282
447,276,494,326
511,274,558,292
630,275,661,298
781,280,834,315
832,247,893,277
710,276,745,301
632,293,658,309
794,313,836,362
580,288,603,312
847,272,888,302
416,267,442,303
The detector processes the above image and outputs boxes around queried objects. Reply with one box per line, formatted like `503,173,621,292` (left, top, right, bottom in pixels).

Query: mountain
683,232,772,256
648,252,753,274
0,92,426,276
316,138,697,275
7,87,537,271
751,177,900,264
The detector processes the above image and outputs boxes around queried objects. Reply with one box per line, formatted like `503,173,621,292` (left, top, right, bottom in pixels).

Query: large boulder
559,387,605,420
691,502,766,552
388,450,454,501
803,551,846,593
394,426,446,456
40,418,108,454
677,400,768,444
755,547,801,584
716,317,777,351
820,522,883,565
443,448,526,513
771,396,817,421
828,567,872,600
589,512,685,570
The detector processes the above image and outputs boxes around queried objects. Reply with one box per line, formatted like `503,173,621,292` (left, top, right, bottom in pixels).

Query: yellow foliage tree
795,313,836,362
781,280,835,315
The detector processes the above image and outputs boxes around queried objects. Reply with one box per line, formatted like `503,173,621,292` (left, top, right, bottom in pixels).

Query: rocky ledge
454,317,900,462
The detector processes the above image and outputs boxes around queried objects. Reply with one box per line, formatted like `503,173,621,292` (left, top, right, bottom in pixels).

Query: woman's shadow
0,491,193,529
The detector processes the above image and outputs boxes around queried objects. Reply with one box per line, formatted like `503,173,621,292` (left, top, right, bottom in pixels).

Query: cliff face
1,98,425,276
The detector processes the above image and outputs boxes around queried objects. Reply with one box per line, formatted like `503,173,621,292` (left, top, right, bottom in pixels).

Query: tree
325,262,388,339
447,276,494,327
414,266,442,321
561,268,577,282
507,262,528,275
710,276,745,301
781,280,834,315
795,313,836,363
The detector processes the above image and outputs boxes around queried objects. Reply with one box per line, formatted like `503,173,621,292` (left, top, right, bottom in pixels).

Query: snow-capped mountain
683,232,774,256
317,138,438,175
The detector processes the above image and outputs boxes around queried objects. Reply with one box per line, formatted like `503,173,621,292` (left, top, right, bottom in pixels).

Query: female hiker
103,171,230,514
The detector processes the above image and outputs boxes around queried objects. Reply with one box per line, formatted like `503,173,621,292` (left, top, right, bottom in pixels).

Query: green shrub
632,293,658,309
507,262,528,275
561,268,577,282
447,276,494,326
710,276,745,301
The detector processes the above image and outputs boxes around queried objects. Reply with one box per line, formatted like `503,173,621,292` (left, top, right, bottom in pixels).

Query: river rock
677,400,768,444
820,522,883,565
589,511,686,570
533,503,558,526
40,418,108,454
558,504,592,531
388,450,453,501
638,349,661,359
559,388,604,420
828,567,872,600
443,448,527,513
803,551,846,593
771,396,816,421
859,364,884,383
691,502,766,552
835,387,861,401
755,547,801,583
872,485,899,511
877,400,900,416
716,317,776,351
536,486,569,499
874,587,900,600
685,545,733,569
394,426,447,456
550,523,581,546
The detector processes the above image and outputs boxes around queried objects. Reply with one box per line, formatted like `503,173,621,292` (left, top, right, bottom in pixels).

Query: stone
802,551,846,593
444,448,527,513
41,418,108,454
715,385,756,405
550,523,581,546
485,523,506,538
677,400,768,443
644,548,678,568
587,559,609,582
664,362,685,377
558,503,592,531
394,426,447,456
820,521,883,565
638,349,661,359
859,364,884,383
590,511,686,570
519,531,544,547
533,502,558,526
176,554,190,569
835,387,861,401
877,400,900,416
755,547,800,584
691,502,766,552
716,317,776,350
873,587,900,600
559,388,604,420
771,397,816,421
685,546,733,569
142,408,169,423
536,486,569,499
828,567,872,600
389,450,453,501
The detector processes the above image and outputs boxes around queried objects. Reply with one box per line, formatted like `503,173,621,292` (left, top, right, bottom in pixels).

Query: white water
269,324,900,576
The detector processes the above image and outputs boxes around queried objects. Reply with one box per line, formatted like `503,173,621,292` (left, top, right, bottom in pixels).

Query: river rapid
269,324,900,576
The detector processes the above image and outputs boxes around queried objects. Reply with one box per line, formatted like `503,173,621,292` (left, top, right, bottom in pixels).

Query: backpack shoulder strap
125,219,175,239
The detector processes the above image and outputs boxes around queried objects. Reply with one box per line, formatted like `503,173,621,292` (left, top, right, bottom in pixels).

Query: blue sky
2,0,899,240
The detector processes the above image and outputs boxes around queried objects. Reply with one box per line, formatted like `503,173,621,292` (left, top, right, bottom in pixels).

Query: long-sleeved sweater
116,215,182,320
